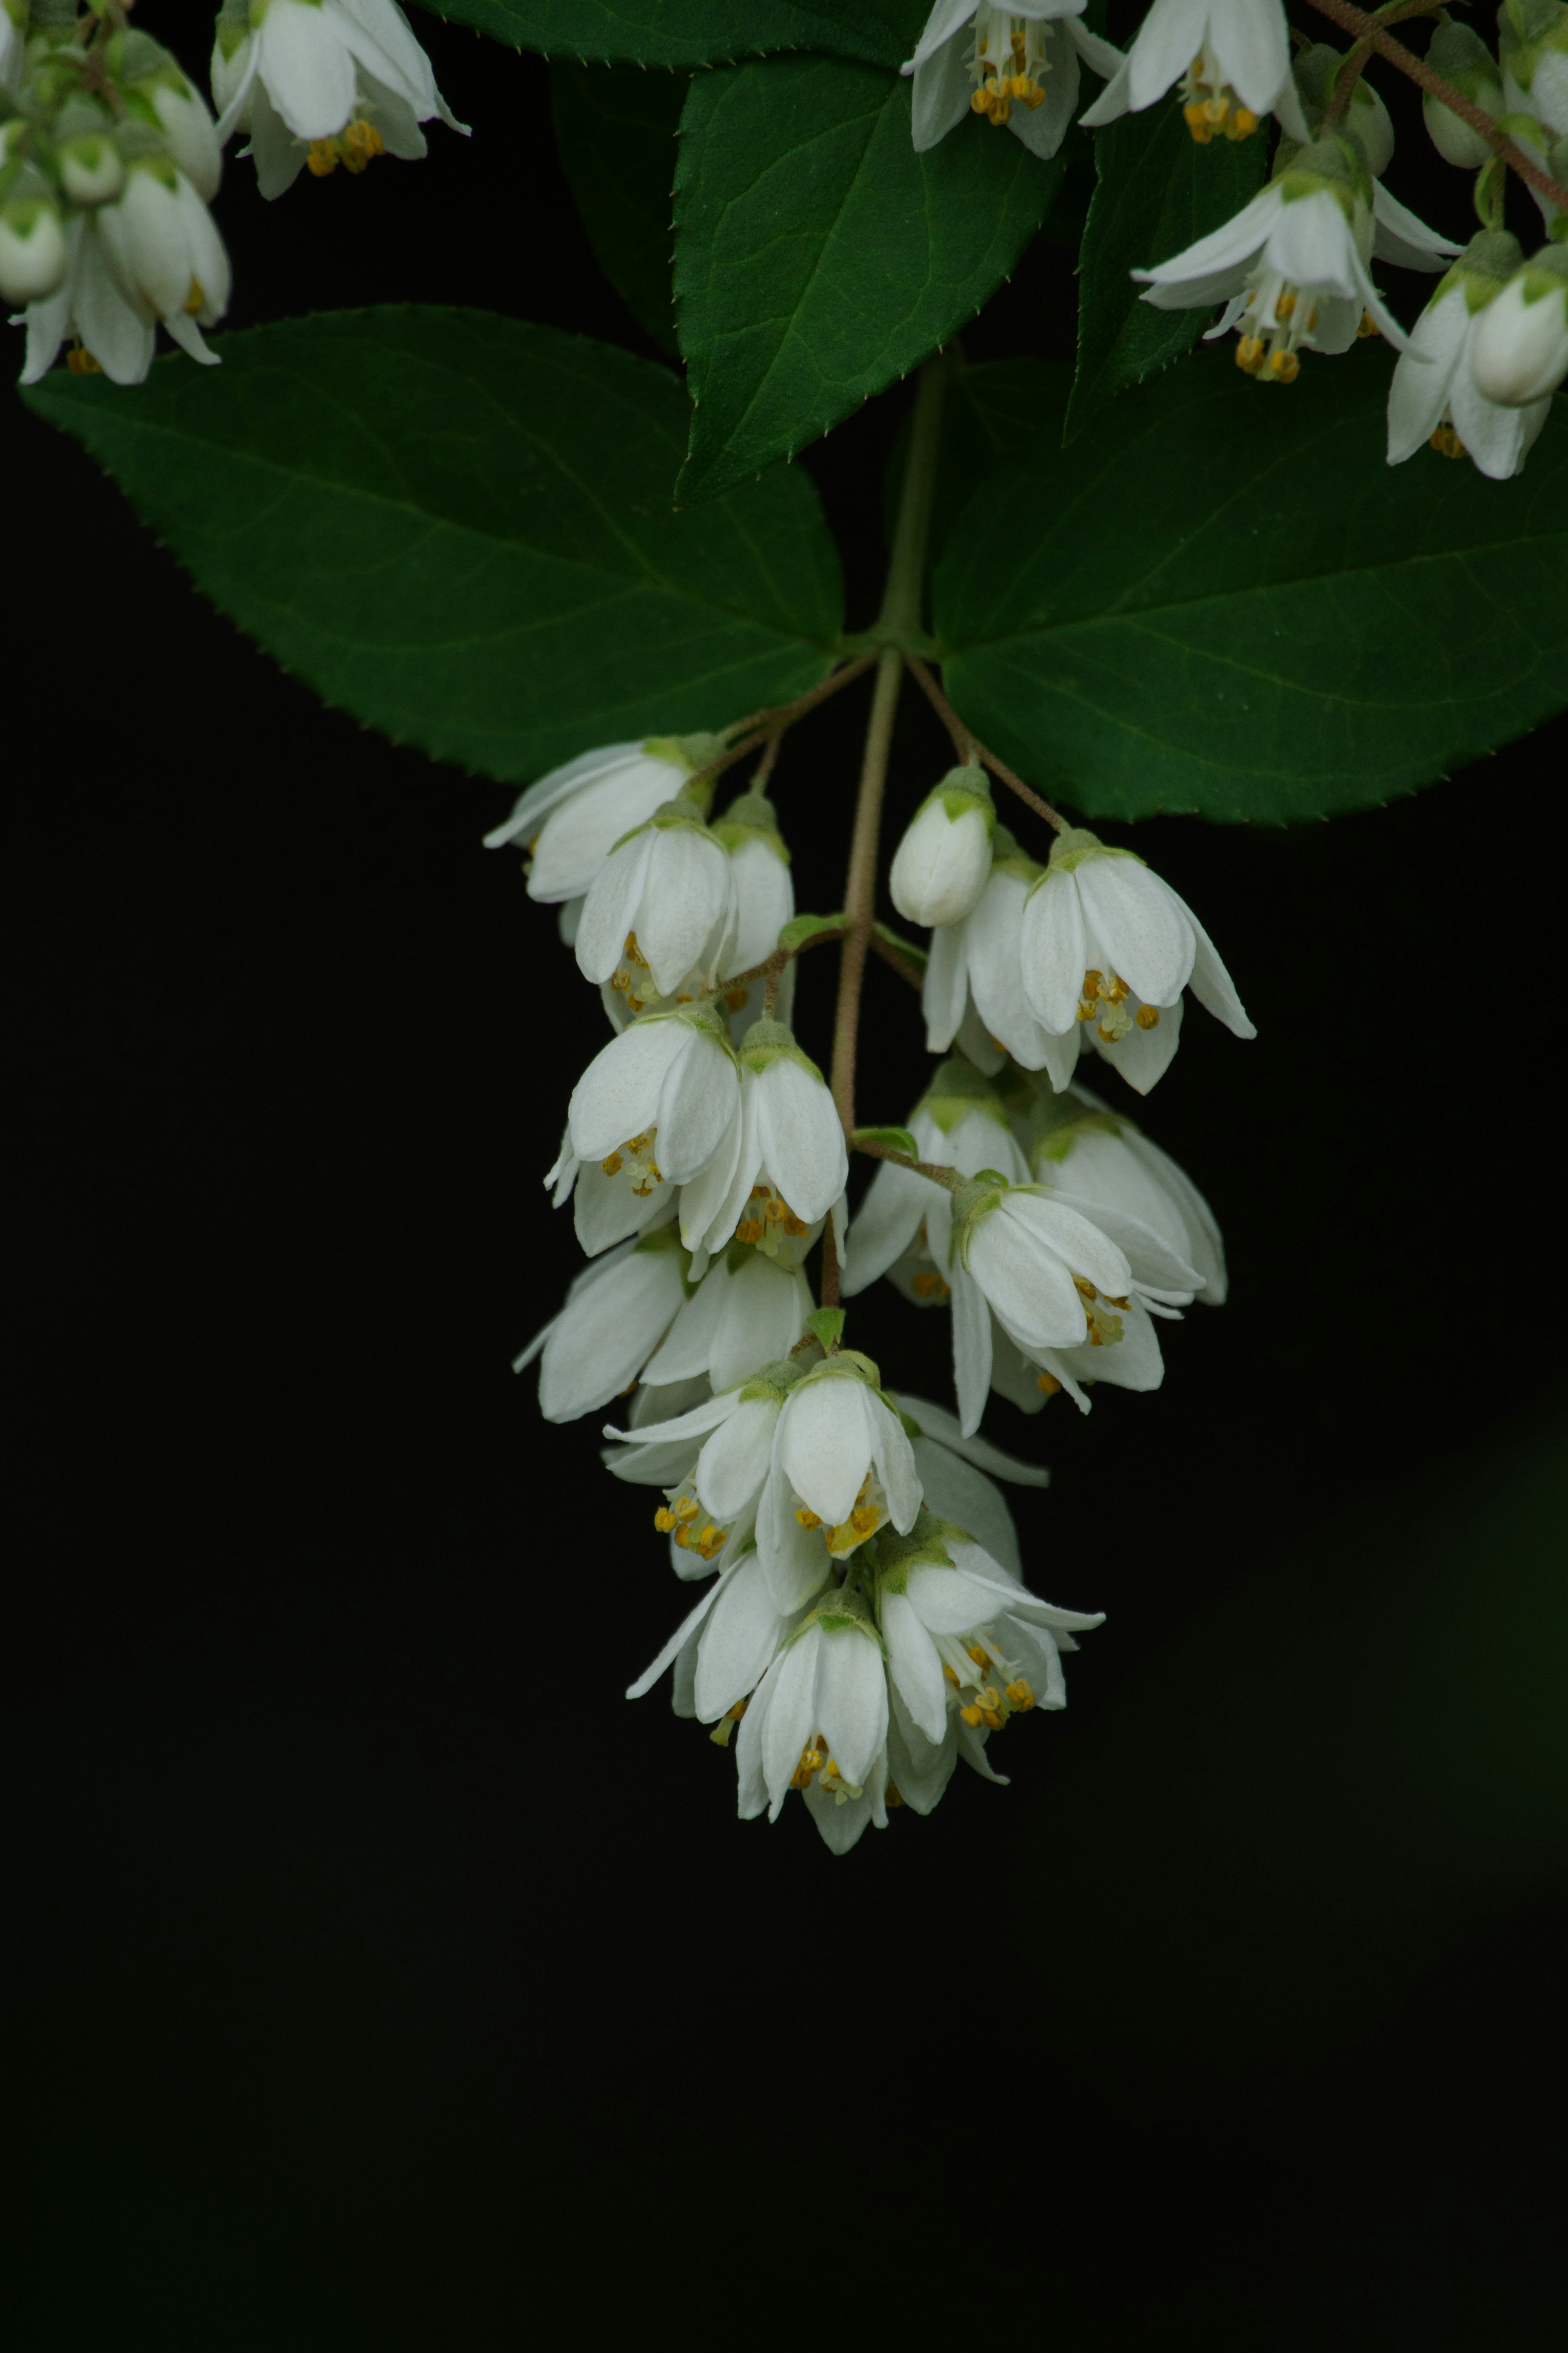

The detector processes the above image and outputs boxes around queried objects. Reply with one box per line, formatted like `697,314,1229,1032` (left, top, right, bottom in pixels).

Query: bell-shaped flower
874,1513,1101,1746
1023,1079,1227,1303
566,1005,740,1200
483,735,722,907
1470,242,1568,406
756,1352,923,1584
640,1247,814,1397
844,1055,1027,1301
1134,136,1434,381
91,155,230,368
1423,20,1505,169
921,825,1076,1079
13,214,155,385
949,1174,1203,1433
0,190,67,306
889,763,996,929
514,1225,690,1424
902,1,1125,158
1080,0,1298,145
111,38,226,202
212,0,466,199
1389,232,1551,479
677,1019,847,1258
735,1584,890,1823
575,800,735,1001
1018,828,1252,1095
626,1530,829,1729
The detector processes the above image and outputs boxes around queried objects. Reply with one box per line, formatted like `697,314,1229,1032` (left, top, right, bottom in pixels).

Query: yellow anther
1268,348,1301,383
674,1497,700,1522
695,1524,726,1559
1082,967,1103,997
764,1198,786,1223
912,1272,952,1301
1202,94,1227,123
1036,1371,1062,1398
1006,1678,1035,1712
795,1507,821,1530
1275,292,1296,321
1229,106,1258,137
735,1219,764,1245
943,1664,960,1686
623,932,648,967
960,1703,986,1728
1106,974,1129,1005
601,1152,624,1177
784,1214,809,1239
1430,424,1465,459
1185,100,1214,143
654,1507,677,1532
1073,1275,1098,1302
886,1780,905,1809
849,1506,879,1537
1357,310,1379,339
184,279,205,316
967,1644,989,1668
750,1184,771,1199
1135,1004,1160,1030
969,85,991,113
67,345,101,375
306,140,337,176
673,1526,690,1548
1236,336,1265,375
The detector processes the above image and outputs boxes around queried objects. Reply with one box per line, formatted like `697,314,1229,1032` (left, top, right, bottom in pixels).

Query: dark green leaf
412,0,927,69
674,57,1064,506
26,309,841,784
1065,103,1267,443
936,350,1568,824
550,63,685,357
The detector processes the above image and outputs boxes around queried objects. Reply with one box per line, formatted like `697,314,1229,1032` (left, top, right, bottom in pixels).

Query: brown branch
849,1137,963,1190
1303,0,1568,209
818,1214,841,1310
867,931,925,993
904,658,1068,836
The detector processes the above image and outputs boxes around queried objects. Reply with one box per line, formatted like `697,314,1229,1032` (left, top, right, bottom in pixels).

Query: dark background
5,13,1565,2343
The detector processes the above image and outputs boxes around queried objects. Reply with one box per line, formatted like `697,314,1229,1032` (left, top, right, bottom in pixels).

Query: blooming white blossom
94,158,231,364
1469,243,1568,406
902,0,1124,157
212,0,467,200
1018,828,1252,1095
566,1006,741,1209
708,792,796,1032
735,1586,889,1821
1389,233,1551,478
677,1019,847,1258
640,1246,815,1396
844,1055,1028,1304
514,1227,690,1424
1024,1082,1227,1303
1133,137,1454,382
1080,0,1299,145
889,762,996,929
626,1526,830,1722
483,736,721,907
921,824,1074,1077
575,801,736,999
891,1393,1050,1575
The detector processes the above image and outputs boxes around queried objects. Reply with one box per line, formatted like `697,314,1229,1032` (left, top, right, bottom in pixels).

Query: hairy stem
850,1137,963,1190
904,658,1068,837
1304,0,1568,209
828,356,949,1146
687,655,878,802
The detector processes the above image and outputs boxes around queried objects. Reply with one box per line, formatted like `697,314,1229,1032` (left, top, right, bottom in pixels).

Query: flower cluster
496,673,1252,1851
3,0,462,383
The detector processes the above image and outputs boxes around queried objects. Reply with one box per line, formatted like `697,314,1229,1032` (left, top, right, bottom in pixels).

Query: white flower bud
1499,0,1568,138
1422,22,1504,170
1470,246,1568,404
148,78,224,204
0,197,68,304
889,763,996,928
97,159,231,360
575,801,735,999
57,133,127,208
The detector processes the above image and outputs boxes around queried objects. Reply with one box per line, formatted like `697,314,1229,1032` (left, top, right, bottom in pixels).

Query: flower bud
0,194,67,304
57,133,127,208
1422,21,1505,168
889,764,996,928
1470,244,1568,402
1499,0,1568,136
1291,44,1395,175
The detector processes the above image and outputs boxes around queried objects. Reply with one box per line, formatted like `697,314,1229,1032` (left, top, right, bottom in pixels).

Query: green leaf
935,350,1568,824
851,1125,921,1160
1065,105,1267,444
550,63,685,357
674,57,1064,506
412,0,927,69
25,309,842,786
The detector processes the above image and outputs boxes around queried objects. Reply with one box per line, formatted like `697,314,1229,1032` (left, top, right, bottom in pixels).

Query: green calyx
738,1016,826,1087
949,1173,1011,1260
1271,134,1370,212
1426,18,1504,90
796,1581,882,1645
923,761,995,828
796,1345,883,1398
1026,1086,1129,1170
1519,244,1568,299
736,1356,808,1404
632,1222,691,1273
637,1001,732,1050
712,791,789,864
1047,825,1138,878
989,821,1044,886
916,1055,1010,1138
1439,230,1526,312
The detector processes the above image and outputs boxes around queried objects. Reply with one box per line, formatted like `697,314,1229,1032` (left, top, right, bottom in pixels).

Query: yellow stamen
1036,1371,1062,1398
795,1507,821,1530
67,345,101,376
1430,424,1465,459
1135,1004,1160,1030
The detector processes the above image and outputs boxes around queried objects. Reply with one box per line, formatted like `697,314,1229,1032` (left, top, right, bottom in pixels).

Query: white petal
880,1591,949,1743
573,830,654,985
951,1263,995,1439
657,1034,742,1185
840,1160,929,1297
760,1631,821,1810
625,1570,729,1700
1073,856,1194,1006
1090,990,1184,1092
910,1440,1023,1576
1020,868,1088,1034
813,1630,888,1790
696,1395,781,1519
568,1021,684,1163
755,1057,847,1225
779,1378,874,1527
693,1555,786,1720
922,920,969,1053
708,1255,809,1392
538,1249,683,1421
868,1393,924,1534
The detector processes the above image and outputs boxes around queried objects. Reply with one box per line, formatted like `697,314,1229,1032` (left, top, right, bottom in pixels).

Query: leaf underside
675,56,1063,506
410,0,927,69
25,310,843,785
937,351,1568,824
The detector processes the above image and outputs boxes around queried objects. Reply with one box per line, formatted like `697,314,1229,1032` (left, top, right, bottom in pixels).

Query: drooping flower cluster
3,0,462,382
494,671,1253,1852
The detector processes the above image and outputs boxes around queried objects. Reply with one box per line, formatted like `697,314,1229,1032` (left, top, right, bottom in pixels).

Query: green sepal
806,1306,845,1355
851,1125,920,1162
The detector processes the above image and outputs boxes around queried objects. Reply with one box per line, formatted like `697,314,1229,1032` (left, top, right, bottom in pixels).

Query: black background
6,13,1566,2343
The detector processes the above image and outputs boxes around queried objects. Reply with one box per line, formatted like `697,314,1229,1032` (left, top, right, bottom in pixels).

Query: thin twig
1304,0,1568,209
849,1137,963,1190
818,1214,841,1310
1321,0,1442,129
830,648,904,1135
867,932,925,994
904,658,1068,836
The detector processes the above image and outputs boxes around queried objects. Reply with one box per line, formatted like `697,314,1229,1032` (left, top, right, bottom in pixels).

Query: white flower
1018,828,1252,1096
736,1585,889,1822
566,1006,741,1201
843,1055,1028,1301
1025,1081,1227,1303
756,1354,923,1578
874,1513,1101,1746
902,0,1124,157
921,826,1074,1078
1470,243,1568,406
1133,136,1440,381
513,1227,690,1423
82,158,230,368
708,792,796,1033
483,736,719,907
949,1175,1202,1432
212,0,467,199
677,1019,847,1258
640,1247,815,1396
13,216,152,385
1080,0,1296,144
1389,233,1551,478
575,801,735,999
0,196,67,306
1422,20,1504,170
118,45,226,201
626,1527,829,1724
1501,0,1568,139
889,763,996,929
